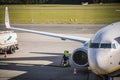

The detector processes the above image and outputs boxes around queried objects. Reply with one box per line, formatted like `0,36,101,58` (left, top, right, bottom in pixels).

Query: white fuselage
88,22,120,75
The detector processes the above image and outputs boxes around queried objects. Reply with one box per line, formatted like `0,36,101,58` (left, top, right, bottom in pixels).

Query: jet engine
71,46,88,67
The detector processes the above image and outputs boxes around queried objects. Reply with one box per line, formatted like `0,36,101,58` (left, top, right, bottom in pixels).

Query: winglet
5,7,11,29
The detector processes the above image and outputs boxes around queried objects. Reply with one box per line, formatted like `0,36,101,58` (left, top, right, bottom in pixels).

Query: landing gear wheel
7,46,15,54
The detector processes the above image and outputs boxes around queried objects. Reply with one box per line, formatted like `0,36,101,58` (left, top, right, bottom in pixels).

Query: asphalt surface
0,24,120,80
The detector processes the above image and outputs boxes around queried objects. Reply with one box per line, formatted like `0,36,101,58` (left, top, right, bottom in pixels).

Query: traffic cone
73,68,77,75
4,52,8,58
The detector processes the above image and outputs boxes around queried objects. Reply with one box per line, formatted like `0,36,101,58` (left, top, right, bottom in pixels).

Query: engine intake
72,48,88,67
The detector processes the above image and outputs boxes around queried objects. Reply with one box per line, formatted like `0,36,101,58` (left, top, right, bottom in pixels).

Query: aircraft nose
88,48,110,74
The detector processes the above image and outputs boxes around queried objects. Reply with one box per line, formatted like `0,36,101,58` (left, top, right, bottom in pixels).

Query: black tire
7,46,15,54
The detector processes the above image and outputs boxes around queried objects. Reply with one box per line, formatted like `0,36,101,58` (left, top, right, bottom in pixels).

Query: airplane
4,7,120,80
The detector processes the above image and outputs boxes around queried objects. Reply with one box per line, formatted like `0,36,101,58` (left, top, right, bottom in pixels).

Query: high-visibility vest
64,50,69,57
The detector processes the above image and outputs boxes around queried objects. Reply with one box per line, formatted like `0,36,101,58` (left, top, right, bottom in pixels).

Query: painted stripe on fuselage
100,66,120,75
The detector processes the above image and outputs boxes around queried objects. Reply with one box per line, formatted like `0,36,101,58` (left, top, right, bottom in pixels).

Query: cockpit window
112,43,116,49
100,43,111,48
89,43,99,48
89,43,116,49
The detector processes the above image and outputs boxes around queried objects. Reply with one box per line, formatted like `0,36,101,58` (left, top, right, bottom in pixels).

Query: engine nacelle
71,46,88,67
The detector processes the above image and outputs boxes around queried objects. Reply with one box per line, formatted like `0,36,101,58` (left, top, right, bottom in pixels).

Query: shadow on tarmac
0,52,103,80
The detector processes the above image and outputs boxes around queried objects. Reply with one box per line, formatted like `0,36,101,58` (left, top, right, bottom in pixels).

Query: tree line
0,0,120,4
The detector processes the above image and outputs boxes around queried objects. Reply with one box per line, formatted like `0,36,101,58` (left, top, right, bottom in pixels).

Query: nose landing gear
104,76,113,80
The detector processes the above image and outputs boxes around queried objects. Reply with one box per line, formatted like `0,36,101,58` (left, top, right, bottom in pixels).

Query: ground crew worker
62,50,70,67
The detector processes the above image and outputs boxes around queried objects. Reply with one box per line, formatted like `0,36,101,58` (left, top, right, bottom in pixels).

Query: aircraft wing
5,7,90,44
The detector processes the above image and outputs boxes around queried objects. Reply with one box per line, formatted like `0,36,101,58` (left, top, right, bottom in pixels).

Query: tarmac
0,24,120,80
